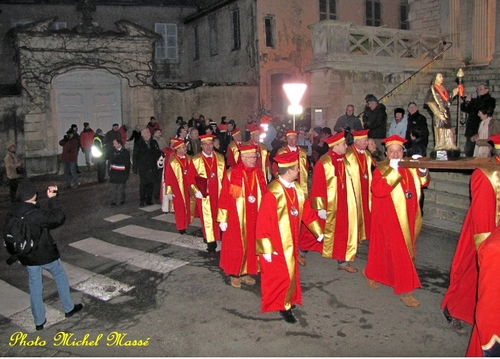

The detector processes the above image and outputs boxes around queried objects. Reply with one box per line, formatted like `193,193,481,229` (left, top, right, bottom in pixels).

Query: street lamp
283,83,307,130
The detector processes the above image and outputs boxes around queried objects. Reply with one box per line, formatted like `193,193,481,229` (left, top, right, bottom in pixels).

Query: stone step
422,216,463,234
423,202,467,225
428,169,472,184
424,188,471,210
427,178,470,197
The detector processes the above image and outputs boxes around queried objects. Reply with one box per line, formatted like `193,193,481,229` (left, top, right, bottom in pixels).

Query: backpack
3,209,37,256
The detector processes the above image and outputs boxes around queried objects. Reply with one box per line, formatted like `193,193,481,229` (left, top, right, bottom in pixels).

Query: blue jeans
64,162,79,187
26,259,75,325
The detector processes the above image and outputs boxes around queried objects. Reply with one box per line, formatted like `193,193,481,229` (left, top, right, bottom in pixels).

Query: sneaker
65,303,84,317
35,318,47,331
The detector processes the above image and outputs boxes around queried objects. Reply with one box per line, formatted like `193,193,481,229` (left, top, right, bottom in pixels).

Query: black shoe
120,201,125,205
207,251,216,260
111,202,117,206
179,229,186,235
279,310,297,324
35,318,47,331
65,303,83,318
146,201,153,205
443,307,452,323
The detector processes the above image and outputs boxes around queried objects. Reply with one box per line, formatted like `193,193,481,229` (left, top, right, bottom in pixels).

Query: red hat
489,133,500,149
249,125,261,135
273,151,299,167
231,128,241,136
382,134,407,147
237,143,257,154
324,132,345,147
218,124,227,132
351,129,369,140
171,138,185,150
199,134,215,142
285,130,299,137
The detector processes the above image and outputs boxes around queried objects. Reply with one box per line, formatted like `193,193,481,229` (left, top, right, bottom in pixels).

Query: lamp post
283,83,307,130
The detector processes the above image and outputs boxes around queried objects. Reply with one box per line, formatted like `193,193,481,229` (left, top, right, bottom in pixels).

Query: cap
150,116,156,121
324,132,345,147
199,134,215,142
171,138,185,149
394,107,405,116
231,128,241,136
218,124,227,132
19,181,38,201
351,129,369,140
249,125,261,135
237,143,257,154
209,121,217,126
489,133,500,149
365,94,378,103
314,126,323,134
83,122,89,127
382,134,407,147
96,128,103,134
6,142,15,150
66,129,74,135
273,151,299,167
285,130,299,137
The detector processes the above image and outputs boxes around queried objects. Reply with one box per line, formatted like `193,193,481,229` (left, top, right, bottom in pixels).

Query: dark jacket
133,138,161,182
104,130,122,159
109,147,131,184
405,111,429,152
407,136,427,157
362,104,388,139
9,198,65,266
59,135,80,163
461,93,496,137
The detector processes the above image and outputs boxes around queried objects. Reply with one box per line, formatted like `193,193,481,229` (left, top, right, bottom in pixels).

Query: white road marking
152,213,202,228
104,214,132,222
139,204,162,212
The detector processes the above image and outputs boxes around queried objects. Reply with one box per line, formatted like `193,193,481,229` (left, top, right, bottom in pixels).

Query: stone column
471,0,491,65
490,0,500,66
441,0,463,65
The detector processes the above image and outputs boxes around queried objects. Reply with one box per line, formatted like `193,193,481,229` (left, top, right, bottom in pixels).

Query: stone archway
54,70,122,166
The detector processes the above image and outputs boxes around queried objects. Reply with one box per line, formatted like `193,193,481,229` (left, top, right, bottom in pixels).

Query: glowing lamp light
283,83,307,130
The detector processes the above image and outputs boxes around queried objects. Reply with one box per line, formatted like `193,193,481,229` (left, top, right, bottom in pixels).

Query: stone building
0,0,499,178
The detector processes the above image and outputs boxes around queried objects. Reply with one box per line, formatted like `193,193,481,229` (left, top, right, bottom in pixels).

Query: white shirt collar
278,176,295,189
202,151,212,158
288,145,297,151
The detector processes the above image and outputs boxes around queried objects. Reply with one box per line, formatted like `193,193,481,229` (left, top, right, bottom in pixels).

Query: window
208,14,218,56
400,1,409,30
155,23,178,60
194,26,200,60
365,0,382,27
231,9,241,50
49,22,67,30
319,0,337,21
264,16,275,48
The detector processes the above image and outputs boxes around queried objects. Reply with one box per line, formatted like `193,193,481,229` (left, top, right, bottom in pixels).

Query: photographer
4,181,83,331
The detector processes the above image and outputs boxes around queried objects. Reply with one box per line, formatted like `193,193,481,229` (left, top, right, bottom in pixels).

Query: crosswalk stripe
113,224,220,252
104,214,132,222
0,279,65,333
42,262,134,302
69,238,188,274
139,204,162,212
152,213,202,228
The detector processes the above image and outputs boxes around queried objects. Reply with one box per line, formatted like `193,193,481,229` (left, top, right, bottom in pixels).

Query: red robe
441,167,500,325
466,224,500,357
226,141,241,168
365,161,429,294
160,147,175,211
345,145,373,240
248,141,271,180
217,163,268,276
300,151,358,261
164,152,195,231
256,178,322,313
271,146,309,197
186,151,226,242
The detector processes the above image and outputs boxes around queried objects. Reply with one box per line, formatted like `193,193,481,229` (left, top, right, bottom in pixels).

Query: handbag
16,164,25,175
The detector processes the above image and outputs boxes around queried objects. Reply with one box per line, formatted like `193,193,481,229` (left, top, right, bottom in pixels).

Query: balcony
307,21,446,73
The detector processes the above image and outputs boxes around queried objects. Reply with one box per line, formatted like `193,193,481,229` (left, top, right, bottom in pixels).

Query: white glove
166,194,174,200
318,209,327,220
317,234,324,242
411,154,423,160
195,191,203,199
157,156,165,168
263,253,272,262
418,168,428,175
389,158,400,170
267,173,273,182
219,222,228,232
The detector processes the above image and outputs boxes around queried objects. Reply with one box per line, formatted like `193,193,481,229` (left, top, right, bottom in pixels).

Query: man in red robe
158,138,176,213
186,134,226,259
466,223,500,357
363,135,430,307
164,139,194,234
247,124,272,182
271,130,309,197
345,129,374,241
218,144,268,288
299,131,359,272
441,134,500,332
226,128,243,167
256,151,323,324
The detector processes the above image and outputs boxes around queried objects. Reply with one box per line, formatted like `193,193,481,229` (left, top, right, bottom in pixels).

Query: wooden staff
398,157,498,170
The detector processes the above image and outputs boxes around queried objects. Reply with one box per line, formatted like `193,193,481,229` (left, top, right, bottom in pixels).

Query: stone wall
408,0,442,33
0,96,22,182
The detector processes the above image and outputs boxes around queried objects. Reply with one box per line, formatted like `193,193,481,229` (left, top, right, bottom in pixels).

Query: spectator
471,105,500,158
133,128,161,206
388,108,408,138
367,138,383,163
405,102,429,156
187,127,202,156
4,143,23,203
79,122,95,172
92,128,106,183
109,139,131,205
146,116,162,136
59,130,79,189
407,128,427,157
311,127,331,165
4,180,83,331
362,94,388,149
245,115,256,142
104,123,121,161
334,105,362,133
118,124,128,146
153,128,167,150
